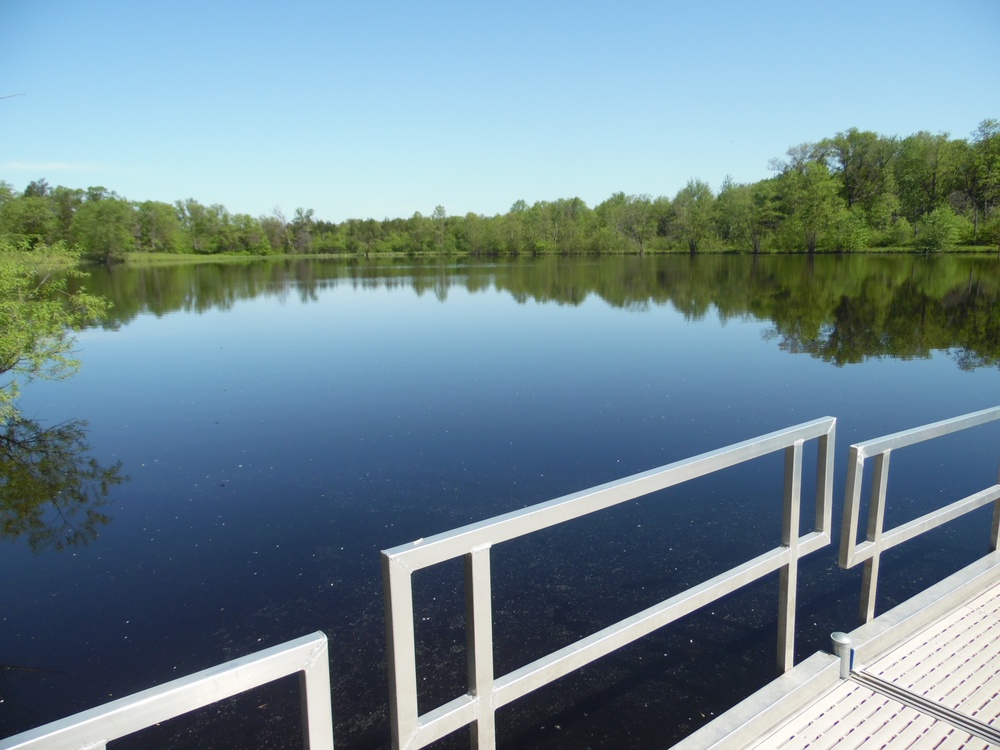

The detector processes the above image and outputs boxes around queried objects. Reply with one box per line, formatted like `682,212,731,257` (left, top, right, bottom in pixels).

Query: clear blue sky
2,0,998,223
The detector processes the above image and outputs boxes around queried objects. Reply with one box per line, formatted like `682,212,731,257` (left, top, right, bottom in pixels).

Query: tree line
2,121,998,262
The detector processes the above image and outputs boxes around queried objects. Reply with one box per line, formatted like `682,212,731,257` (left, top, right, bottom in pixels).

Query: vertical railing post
839,446,865,568
777,440,803,673
299,638,336,750
859,451,891,623
465,545,496,750
383,554,419,750
815,429,835,537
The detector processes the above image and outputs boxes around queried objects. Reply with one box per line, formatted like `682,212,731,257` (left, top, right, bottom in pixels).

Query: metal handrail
0,632,334,750
839,405,1000,624
381,417,836,750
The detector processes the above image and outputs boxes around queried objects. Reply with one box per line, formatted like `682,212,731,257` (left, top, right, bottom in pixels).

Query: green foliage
895,131,959,222
1,119,997,259
0,222,125,554
71,196,136,262
983,214,1000,251
715,177,780,253
0,239,111,424
831,206,871,251
671,180,715,254
915,206,962,251
0,195,57,246
0,180,15,205
819,129,898,220
596,192,656,253
136,200,185,253
872,216,913,248
774,161,843,252
972,119,1000,223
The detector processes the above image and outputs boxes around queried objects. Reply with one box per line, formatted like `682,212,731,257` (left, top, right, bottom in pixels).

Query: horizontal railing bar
853,405,1000,459
492,546,790,708
798,531,830,556
844,486,1000,567
385,418,835,571
0,632,332,750
409,695,477,750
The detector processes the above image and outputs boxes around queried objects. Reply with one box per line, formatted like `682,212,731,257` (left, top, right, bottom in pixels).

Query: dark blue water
2,255,999,748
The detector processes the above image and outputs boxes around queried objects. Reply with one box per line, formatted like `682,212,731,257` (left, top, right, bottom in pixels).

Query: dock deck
677,553,1000,750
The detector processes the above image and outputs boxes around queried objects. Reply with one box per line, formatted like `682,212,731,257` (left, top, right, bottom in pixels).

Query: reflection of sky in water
6,269,1000,749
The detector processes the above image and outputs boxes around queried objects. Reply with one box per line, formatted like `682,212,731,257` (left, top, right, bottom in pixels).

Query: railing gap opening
865,509,996,618
412,558,469,715
488,576,784,750
489,459,792,677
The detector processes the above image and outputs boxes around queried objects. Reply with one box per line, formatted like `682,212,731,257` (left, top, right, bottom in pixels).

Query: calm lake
3,254,1000,749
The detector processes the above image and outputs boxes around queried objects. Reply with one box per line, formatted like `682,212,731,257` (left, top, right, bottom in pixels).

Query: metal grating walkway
753,580,1000,749
675,556,1000,750
860,581,1000,732
754,679,991,750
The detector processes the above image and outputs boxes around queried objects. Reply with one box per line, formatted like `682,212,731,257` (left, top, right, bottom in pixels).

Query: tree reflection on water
0,416,126,553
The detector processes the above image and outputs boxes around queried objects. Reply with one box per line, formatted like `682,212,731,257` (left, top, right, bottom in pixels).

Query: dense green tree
430,205,455,253
23,178,50,198
462,211,498,255
290,207,315,252
774,161,843,252
819,130,897,211
176,199,230,254
498,202,529,254
553,197,591,253
715,178,748,248
0,195,57,247
594,193,643,253
136,200,186,253
49,186,84,242
594,192,632,252
715,177,781,254
671,180,715,255
914,205,962,251
768,142,824,174
231,213,273,255
260,209,292,254
894,131,961,223
617,194,655,253
971,119,1000,228
71,196,136,263
982,213,1000,252
830,205,871,251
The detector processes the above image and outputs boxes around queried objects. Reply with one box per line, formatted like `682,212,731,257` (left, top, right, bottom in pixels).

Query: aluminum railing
839,405,1000,624
381,417,837,750
0,631,334,750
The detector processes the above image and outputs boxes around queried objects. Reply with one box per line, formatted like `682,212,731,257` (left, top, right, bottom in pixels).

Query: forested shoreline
2,121,998,262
